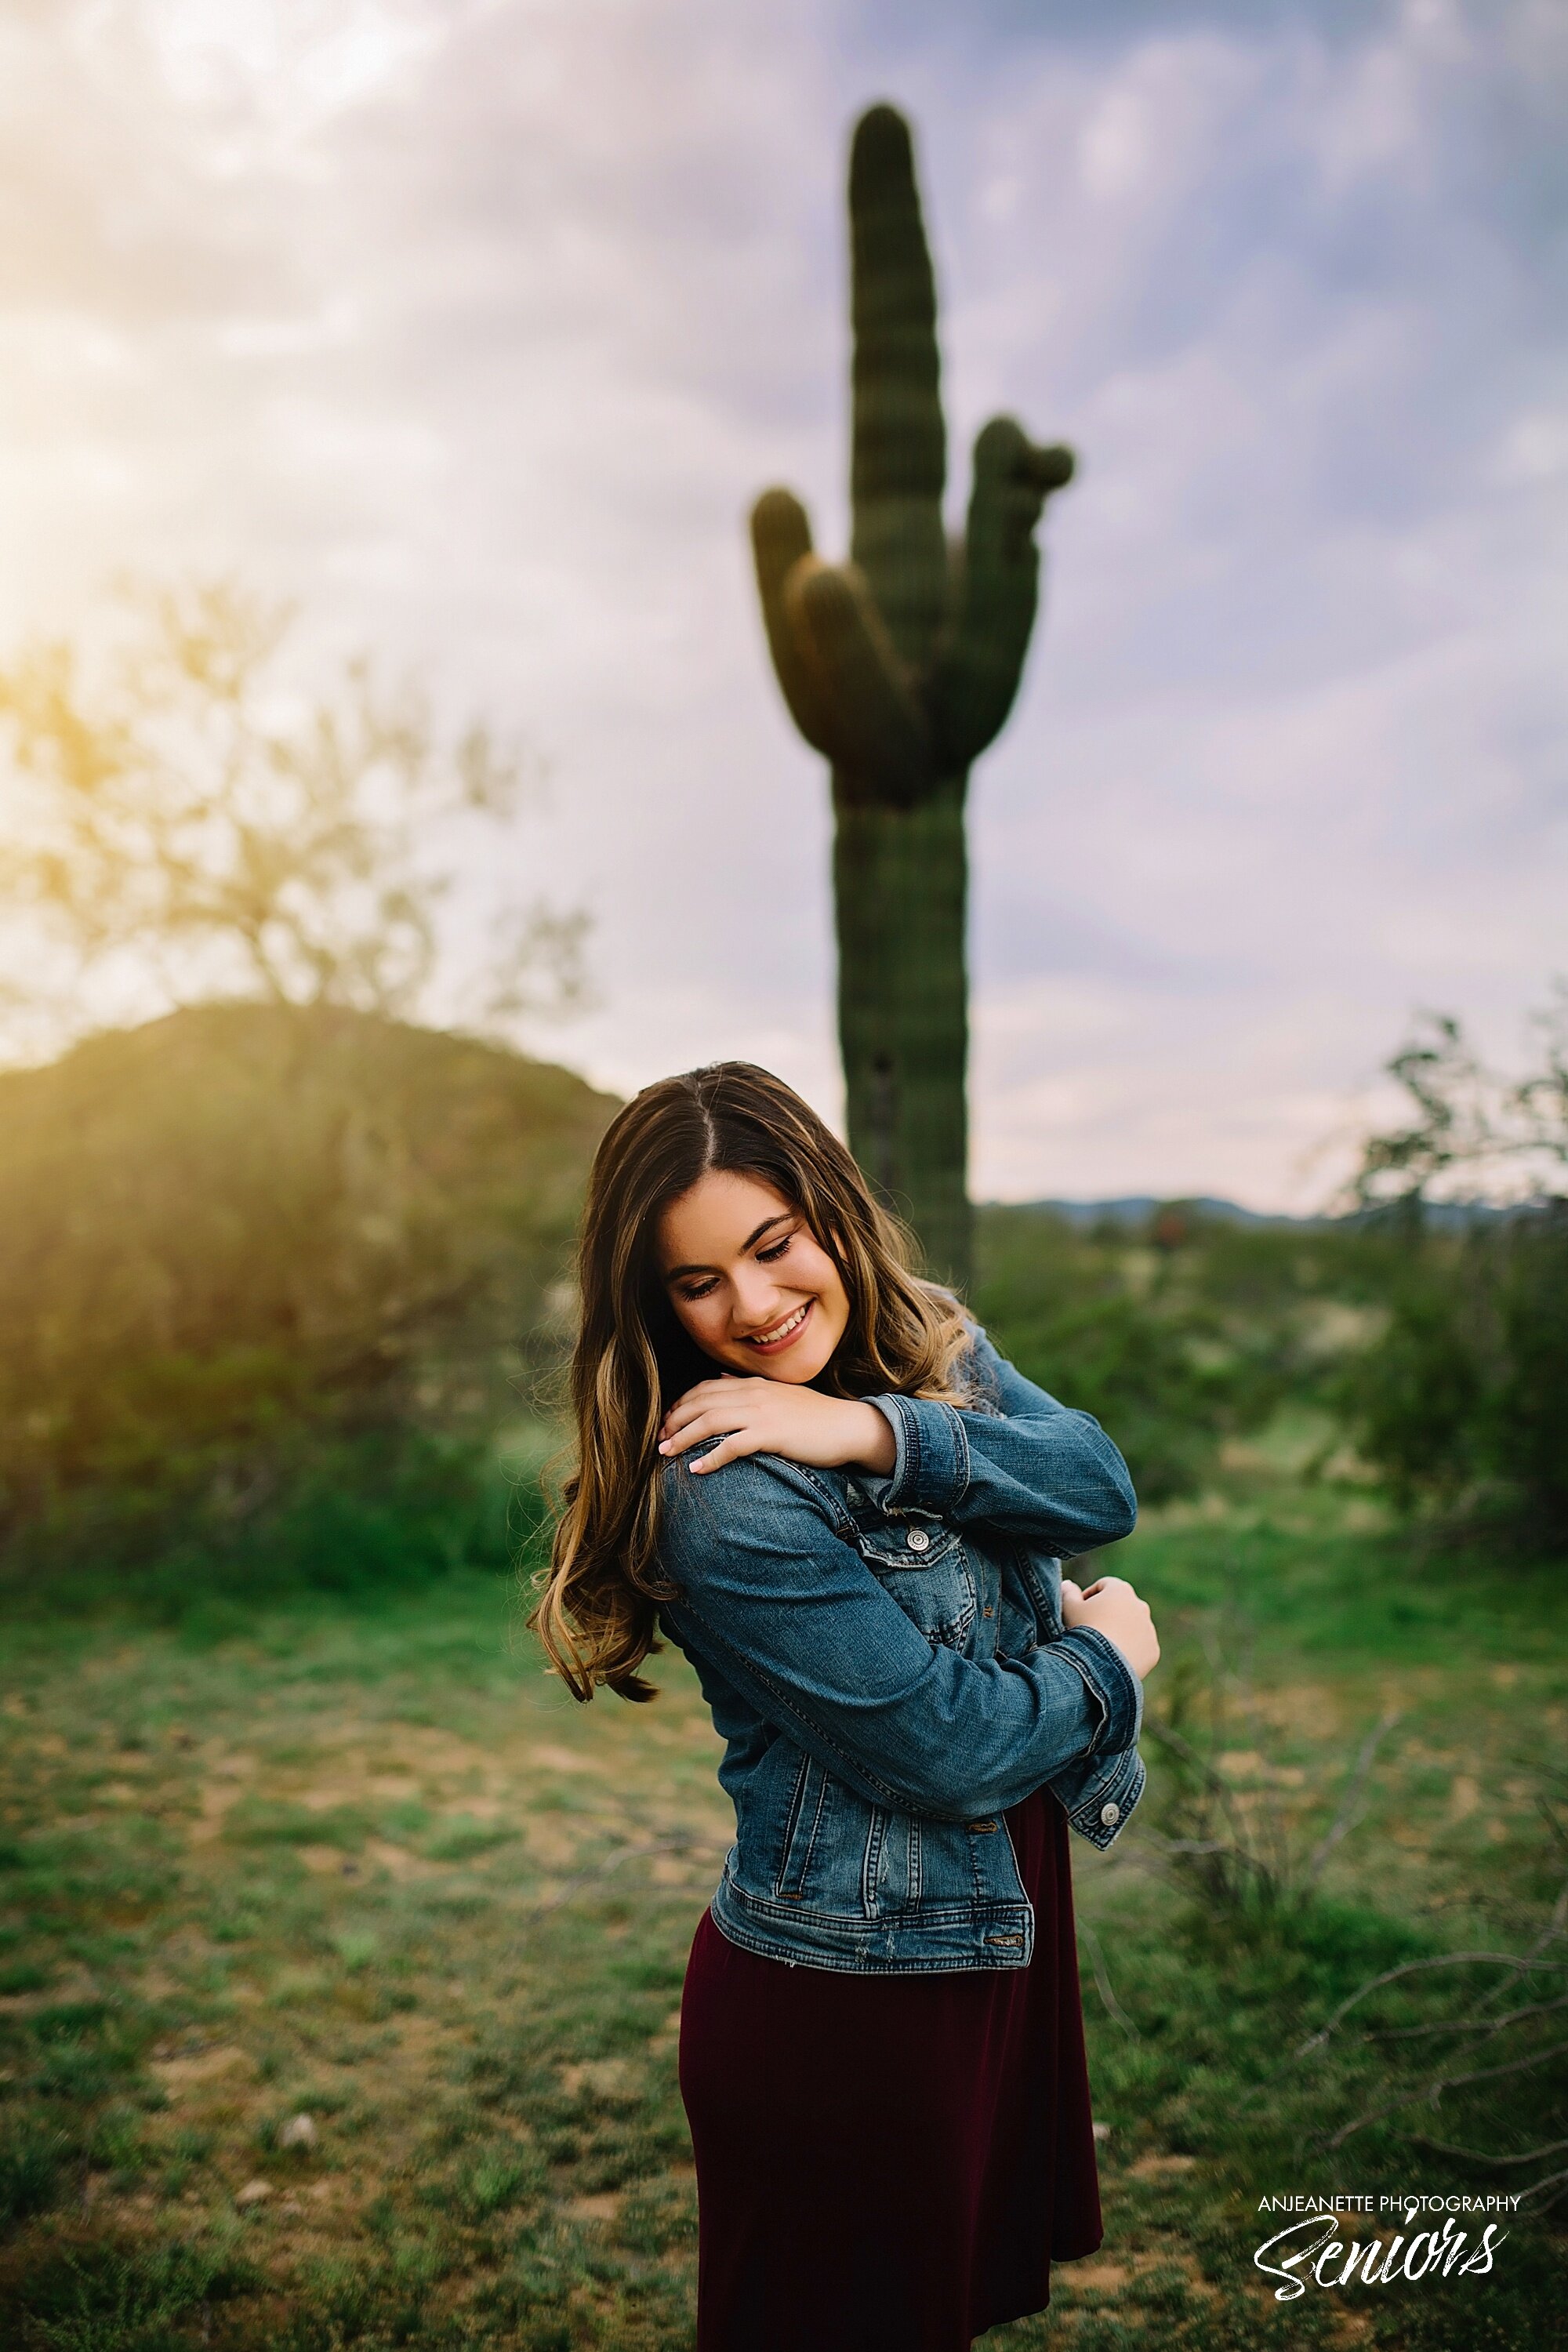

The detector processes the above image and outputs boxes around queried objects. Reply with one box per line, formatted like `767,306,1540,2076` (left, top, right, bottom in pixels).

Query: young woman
533,1062,1159,2352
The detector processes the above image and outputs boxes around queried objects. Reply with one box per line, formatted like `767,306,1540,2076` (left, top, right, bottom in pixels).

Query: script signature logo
1253,2209,1508,2299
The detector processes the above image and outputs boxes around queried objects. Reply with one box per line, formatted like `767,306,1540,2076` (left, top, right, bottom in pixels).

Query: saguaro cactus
750,103,1073,1287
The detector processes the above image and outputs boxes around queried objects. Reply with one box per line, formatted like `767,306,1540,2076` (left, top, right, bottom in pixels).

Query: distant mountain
987,1195,1515,1230
998,1195,1309,1229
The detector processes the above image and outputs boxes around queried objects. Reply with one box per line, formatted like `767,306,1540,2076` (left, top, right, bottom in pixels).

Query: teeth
748,1304,808,1346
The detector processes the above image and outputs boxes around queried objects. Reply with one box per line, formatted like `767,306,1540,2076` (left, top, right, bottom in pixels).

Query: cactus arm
750,488,840,759
784,557,934,803
932,417,1075,769
848,104,948,669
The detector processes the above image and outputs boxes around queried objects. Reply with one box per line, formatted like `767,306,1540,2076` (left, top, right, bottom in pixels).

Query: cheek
809,1258,851,1336
671,1294,720,1341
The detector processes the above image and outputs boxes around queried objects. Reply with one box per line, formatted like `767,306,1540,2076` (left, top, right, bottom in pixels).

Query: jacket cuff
866,1394,971,1513
1058,1747,1146,1849
1051,1625,1145,1757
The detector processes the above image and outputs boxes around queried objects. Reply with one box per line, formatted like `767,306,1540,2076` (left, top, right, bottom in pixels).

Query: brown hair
530,1062,972,1702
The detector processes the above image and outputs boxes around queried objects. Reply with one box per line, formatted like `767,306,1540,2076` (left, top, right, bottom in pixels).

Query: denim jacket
656,1328,1145,1974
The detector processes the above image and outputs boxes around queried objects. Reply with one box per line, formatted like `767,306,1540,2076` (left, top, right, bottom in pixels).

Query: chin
731,1316,842,1385
770,1327,844,1386
728,1347,821,1385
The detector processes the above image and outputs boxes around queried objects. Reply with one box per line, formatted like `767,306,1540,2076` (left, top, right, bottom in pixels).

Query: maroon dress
678,1787,1102,2351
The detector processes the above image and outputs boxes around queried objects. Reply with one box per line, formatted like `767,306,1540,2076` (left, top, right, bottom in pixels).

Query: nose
730,1266,789,1334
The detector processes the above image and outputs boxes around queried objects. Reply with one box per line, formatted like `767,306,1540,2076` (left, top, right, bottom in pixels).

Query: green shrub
973,1203,1370,1501
1342,1205,1568,1538
0,1424,530,1619
0,2120,68,2226
5,2232,259,2350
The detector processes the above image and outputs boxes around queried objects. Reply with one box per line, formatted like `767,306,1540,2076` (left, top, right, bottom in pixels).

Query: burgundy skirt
678,1788,1102,2352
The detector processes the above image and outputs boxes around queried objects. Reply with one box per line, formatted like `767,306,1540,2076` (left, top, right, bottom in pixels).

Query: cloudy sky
2,0,1563,1205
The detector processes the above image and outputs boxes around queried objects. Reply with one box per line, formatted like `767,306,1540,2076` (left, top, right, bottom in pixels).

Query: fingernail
658,1442,670,1454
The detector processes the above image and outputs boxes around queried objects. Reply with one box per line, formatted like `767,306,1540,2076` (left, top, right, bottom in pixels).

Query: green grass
1,1457,1565,2348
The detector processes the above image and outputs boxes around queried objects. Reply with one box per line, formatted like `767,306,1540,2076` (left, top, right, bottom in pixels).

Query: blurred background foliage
0,581,608,1617
1338,1002,1568,1547
2,988,1566,1610
973,1203,1387,1507
0,1000,614,1610
1339,1203,1568,1542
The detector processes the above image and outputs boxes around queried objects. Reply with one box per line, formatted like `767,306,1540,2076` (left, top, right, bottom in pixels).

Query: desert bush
1352,1207,1568,1537
973,1202,1374,1501
0,1426,532,1621
1131,1661,1568,2216
1138,1653,1406,1929
1344,1002,1568,1540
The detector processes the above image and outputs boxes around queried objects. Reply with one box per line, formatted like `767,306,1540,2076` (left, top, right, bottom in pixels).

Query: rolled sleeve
866,1392,971,1512
1052,1745,1146,1850
1049,1625,1144,1758
869,1335,1136,1557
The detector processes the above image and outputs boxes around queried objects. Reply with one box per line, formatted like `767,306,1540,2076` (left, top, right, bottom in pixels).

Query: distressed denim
656,1329,1145,1974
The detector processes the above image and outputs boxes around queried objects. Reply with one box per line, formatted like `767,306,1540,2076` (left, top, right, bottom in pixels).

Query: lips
740,1299,813,1353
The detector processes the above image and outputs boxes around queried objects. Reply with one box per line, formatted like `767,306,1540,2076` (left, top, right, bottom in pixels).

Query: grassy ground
2,1449,1566,2349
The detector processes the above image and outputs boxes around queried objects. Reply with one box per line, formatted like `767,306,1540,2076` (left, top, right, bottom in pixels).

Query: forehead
656,1170,793,1270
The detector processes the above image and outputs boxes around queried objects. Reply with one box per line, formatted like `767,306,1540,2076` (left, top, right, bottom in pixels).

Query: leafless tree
1355,997,1568,1209
0,579,586,1054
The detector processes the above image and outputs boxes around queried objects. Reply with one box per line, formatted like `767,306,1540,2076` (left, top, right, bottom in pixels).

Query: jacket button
906,1527,931,1552
1100,1801,1120,1828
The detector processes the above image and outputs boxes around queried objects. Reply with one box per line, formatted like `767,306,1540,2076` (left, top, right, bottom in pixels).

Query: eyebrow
664,1212,794,1283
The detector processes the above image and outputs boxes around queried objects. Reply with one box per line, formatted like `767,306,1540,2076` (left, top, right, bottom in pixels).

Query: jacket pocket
775,1752,831,1900
862,1806,921,1916
855,1526,977,1650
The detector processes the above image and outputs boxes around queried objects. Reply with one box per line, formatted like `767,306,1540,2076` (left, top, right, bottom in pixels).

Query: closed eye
670,1219,797,1302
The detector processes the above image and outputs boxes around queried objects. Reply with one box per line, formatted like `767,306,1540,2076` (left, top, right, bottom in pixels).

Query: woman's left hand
658,1378,897,1476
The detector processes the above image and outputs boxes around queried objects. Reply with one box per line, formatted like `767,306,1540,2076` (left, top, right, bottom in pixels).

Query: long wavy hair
530,1062,973,1702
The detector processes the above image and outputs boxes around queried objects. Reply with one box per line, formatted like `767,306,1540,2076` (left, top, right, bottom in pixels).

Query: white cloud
0,0,1562,1210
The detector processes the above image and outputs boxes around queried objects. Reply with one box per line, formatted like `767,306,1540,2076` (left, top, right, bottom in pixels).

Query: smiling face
655,1169,851,1385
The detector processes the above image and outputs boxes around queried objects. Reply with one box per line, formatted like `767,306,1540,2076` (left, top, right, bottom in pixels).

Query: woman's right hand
1060,1575,1160,1681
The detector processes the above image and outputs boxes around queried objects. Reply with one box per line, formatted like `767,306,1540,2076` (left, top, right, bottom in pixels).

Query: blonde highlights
529,1062,971,1702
